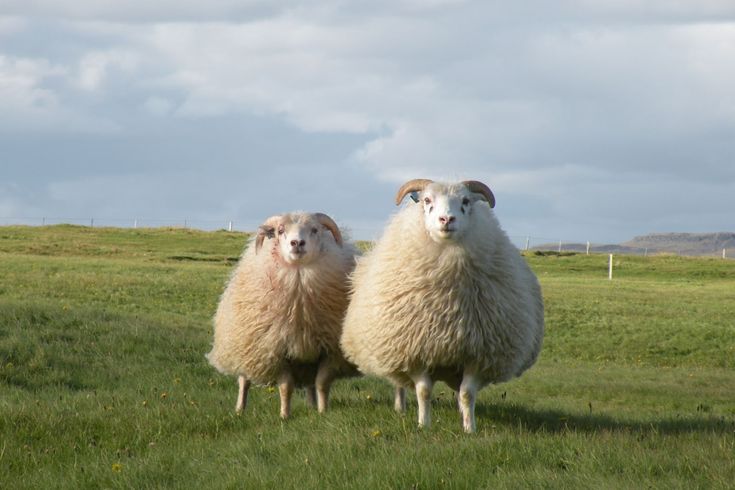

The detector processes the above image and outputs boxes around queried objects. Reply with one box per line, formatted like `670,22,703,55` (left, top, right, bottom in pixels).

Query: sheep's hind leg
394,386,407,413
411,372,433,429
459,369,479,433
278,372,295,419
305,386,317,409
236,376,251,413
315,363,335,413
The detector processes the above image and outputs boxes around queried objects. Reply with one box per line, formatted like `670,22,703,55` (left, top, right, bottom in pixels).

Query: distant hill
622,232,735,256
533,232,735,257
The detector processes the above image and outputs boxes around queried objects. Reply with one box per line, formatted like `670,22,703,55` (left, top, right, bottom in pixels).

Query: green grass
1,225,733,489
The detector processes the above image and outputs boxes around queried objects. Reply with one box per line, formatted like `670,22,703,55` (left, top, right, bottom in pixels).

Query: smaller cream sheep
207,212,358,418
341,179,544,432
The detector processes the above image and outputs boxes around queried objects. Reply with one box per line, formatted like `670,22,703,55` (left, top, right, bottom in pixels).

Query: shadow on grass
338,379,735,436
167,255,238,264
470,401,735,436
330,390,735,436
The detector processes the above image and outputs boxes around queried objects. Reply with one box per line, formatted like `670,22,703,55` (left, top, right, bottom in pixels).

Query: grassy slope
0,226,733,489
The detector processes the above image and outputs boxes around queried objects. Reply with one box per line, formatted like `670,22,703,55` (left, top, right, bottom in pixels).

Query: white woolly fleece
340,186,544,390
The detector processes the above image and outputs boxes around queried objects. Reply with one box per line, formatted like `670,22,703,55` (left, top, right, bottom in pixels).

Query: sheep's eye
277,226,284,235
462,198,470,206
423,197,432,205
311,227,318,234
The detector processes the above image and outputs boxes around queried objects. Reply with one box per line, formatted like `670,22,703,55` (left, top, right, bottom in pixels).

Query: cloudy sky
2,1,734,244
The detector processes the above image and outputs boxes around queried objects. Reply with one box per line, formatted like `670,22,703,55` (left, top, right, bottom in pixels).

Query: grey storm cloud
1,1,734,242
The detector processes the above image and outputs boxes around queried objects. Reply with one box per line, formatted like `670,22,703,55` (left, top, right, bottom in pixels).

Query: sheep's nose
290,239,306,248
438,215,456,225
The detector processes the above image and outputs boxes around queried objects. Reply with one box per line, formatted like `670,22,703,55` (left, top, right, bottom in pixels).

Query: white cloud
4,0,735,23
0,1,282,22
0,55,64,125
575,0,735,20
76,49,140,91
106,13,732,186
0,55,64,94
0,54,121,132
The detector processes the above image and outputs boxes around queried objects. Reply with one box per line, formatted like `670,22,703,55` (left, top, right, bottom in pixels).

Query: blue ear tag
409,192,420,203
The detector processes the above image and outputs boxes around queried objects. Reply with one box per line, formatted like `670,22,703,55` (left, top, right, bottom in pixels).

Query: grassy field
1,225,733,489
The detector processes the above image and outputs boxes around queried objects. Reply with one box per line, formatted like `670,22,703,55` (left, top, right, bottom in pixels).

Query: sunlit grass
1,225,733,488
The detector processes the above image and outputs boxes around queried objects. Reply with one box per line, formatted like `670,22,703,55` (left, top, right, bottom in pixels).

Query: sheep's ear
395,179,434,205
462,180,495,208
254,216,281,254
315,213,343,246
254,227,274,254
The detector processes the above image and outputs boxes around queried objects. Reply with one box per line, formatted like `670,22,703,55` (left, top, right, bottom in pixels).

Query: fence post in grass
42,217,46,226
558,240,562,253
134,219,138,229
724,248,727,259
228,220,233,232
608,254,613,280
586,241,590,255
90,218,94,227
525,236,530,251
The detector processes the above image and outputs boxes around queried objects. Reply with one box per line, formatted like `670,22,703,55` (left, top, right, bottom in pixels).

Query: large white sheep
207,212,358,418
340,179,544,432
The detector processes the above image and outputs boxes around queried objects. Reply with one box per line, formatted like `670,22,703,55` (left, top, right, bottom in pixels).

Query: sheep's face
256,212,343,263
275,217,323,266
419,184,478,243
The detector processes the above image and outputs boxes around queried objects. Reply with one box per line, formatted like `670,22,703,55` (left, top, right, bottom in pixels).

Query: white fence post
525,236,530,251
608,254,613,280
228,221,233,232
134,219,138,229
724,248,727,259
558,240,562,253
586,241,590,255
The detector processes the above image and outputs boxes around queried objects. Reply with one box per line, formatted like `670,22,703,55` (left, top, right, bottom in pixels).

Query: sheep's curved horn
462,180,496,209
315,213,342,246
394,179,434,206
255,215,281,254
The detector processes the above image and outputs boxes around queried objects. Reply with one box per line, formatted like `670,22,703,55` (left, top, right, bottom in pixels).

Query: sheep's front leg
411,372,433,428
236,375,251,413
278,371,295,419
459,369,479,433
394,386,407,413
315,363,335,413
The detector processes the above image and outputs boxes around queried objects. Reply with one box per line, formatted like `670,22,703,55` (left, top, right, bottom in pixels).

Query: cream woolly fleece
207,213,358,386
340,191,543,390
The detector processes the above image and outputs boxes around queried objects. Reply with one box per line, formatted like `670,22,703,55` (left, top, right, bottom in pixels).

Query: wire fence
0,216,249,232
0,216,731,259
0,215,380,242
